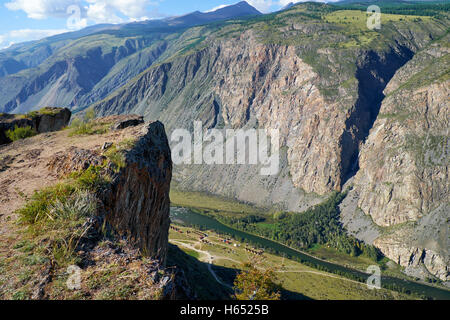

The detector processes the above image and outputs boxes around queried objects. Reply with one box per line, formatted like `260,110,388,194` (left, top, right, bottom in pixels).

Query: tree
233,260,281,300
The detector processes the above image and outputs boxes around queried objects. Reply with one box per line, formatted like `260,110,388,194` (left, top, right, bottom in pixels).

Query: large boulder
0,107,71,145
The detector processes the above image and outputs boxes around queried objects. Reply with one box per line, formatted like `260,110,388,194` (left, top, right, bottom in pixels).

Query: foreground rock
103,121,172,263
0,117,188,299
47,120,172,263
0,107,71,145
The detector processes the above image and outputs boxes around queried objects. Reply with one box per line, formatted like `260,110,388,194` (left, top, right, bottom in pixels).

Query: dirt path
170,239,367,290
276,270,367,286
170,240,234,289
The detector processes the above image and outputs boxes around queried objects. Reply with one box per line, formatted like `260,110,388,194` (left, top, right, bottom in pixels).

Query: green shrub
5,125,37,141
68,109,109,136
69,165,110,190
104,145,126,171
17,166,107,224
17,183,77,224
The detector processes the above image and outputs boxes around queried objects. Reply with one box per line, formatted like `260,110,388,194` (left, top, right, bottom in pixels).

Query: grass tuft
5,125,37,142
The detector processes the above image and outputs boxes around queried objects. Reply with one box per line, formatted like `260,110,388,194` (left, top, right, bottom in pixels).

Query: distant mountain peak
203,1,261,16
204,1,261,14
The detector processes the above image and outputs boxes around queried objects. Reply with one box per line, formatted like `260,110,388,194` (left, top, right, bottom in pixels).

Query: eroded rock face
47,147,106,177
374,235,449,282
45,120,173,264
354,81,449,227
0,107,71,145
350,41,449,281
92,31,416,211
36,108,71,133
110,115,144,131
103,121,172,264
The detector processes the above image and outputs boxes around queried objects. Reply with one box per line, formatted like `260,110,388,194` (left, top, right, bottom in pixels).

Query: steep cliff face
103,121,172,263
88,8,449,280
346,39,449,281
45,118,173,263
92,25,437,211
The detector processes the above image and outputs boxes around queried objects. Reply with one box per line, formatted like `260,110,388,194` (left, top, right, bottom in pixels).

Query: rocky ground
0,115,190,300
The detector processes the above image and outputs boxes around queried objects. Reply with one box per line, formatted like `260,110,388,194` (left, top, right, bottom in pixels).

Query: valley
169,221,414,300
169,189,450,300
0,0,448,302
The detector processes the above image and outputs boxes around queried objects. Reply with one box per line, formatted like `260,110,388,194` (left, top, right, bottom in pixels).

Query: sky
0,0,336,49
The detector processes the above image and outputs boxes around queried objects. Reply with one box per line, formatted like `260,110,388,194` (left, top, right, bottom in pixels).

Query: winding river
170,207,450,300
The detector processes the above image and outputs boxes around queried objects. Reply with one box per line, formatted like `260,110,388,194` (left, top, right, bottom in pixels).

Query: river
170,206,450,300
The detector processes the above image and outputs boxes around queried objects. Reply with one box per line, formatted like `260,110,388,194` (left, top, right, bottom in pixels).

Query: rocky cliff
92,13,446,210
0,107,71,145
45,117,173,263
343,38,449,282
102,121,172,263
1,4,448,284
0,116,184,299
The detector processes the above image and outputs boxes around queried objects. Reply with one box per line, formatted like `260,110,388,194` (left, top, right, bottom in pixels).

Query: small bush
104,145,126,171
49,190,97,221
233,260,281,300
5,125,37,141
68,109,108,136
17,183,76,224
69,165,109,190
18,166,107,224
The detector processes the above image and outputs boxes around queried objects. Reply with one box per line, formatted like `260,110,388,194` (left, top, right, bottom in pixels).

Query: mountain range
0,1,449,284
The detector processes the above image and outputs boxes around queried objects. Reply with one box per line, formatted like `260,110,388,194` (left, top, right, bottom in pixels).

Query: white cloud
85,1,124,23
0,28,69,49
246,0,275,13
204,4,230,13
5,0,158,23
85,0,153,23
5,0,83,19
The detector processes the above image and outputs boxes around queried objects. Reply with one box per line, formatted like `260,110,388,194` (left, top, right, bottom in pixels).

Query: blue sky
1,0,325,49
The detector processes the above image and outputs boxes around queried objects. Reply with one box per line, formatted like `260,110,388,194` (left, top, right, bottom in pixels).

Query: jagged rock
350,41,450,281
102,121,172,263
36,107,71,133
31,265,52,300
111,115,144,131
0,107,71,145
102,142,113,150
45,121,173,264
47,147,106,177
91,29,425,213
374,236,449,282
160,268,195,300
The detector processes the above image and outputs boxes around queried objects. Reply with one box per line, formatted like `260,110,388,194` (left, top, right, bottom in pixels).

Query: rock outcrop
0,107,71,145
103,121,172,263
0,115,182,299
45,118,173,264
111,115,145,130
